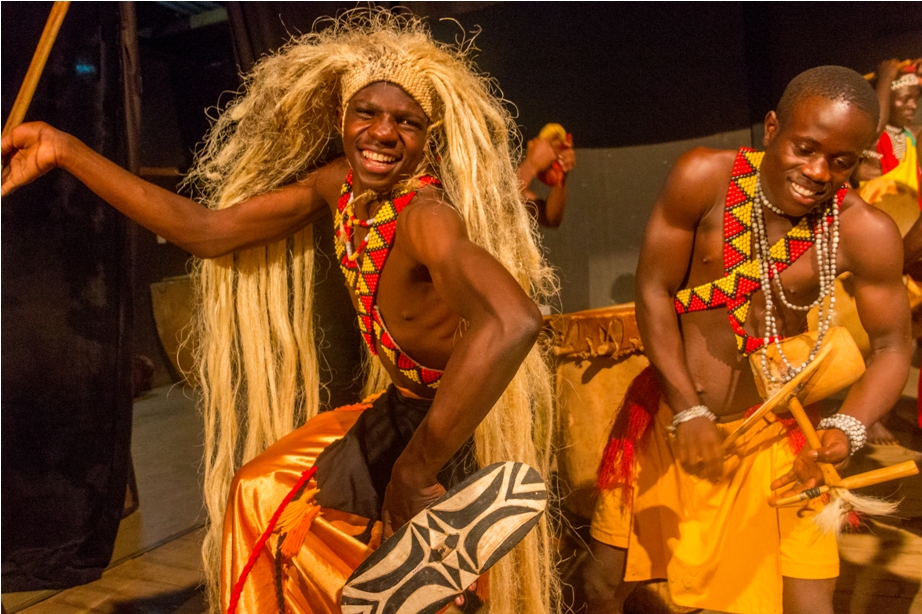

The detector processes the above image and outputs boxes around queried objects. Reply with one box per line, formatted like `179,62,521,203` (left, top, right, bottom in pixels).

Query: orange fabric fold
221,408,374,614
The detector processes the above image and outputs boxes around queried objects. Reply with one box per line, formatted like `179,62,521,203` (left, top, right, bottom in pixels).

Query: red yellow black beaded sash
334,171,444,389
673,148,845,356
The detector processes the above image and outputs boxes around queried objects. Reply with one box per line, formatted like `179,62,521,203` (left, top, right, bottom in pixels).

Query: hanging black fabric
1,3,134,590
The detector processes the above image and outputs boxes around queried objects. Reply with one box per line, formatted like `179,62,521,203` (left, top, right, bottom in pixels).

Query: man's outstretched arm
2,122,338,257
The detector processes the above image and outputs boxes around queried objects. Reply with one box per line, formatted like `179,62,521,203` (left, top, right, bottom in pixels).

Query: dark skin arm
772,196,912,494
380,195,543,536
635,148,728,482
518,137,575,228
1,122,341,257
875,60,902,134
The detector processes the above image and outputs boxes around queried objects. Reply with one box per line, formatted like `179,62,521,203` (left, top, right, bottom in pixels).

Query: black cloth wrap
313,385,477,521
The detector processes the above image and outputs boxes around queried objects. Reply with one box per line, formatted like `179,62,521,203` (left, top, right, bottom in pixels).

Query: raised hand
524,137,559,174
2,122,65,196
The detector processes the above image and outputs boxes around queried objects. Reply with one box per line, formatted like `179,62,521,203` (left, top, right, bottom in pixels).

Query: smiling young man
583,66,912,614
2,13,557,614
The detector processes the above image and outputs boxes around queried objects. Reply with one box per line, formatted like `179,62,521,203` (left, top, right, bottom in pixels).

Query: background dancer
517,124,576,228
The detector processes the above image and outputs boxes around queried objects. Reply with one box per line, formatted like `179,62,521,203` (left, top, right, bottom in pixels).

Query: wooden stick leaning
2,1,70,138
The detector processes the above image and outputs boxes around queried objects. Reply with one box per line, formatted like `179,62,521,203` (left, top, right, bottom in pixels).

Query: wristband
668,405,717,433
816,413,867,456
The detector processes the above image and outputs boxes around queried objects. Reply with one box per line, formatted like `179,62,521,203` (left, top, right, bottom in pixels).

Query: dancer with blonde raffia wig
1,11,558,613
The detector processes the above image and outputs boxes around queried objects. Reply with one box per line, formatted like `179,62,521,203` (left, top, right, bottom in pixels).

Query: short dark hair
776,66,879,127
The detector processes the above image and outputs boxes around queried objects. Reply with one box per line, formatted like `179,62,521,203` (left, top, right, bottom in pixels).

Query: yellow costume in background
859,129,919,211
590,393,837,614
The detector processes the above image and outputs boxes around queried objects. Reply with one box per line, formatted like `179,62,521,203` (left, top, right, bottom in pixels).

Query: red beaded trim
673,148,845,355
334,172,444,389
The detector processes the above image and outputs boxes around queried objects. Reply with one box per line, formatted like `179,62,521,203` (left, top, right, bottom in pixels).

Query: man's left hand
770,428,850,497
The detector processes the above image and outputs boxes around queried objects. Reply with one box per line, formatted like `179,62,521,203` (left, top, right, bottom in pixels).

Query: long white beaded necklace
752,174,840,386
885,124,907,161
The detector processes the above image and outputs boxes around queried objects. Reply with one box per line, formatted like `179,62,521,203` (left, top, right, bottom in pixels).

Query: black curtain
1,2,134,590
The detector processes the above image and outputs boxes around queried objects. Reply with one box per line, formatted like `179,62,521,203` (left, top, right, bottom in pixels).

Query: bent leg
782,577,835,614
583,538,632,614
222,408,365,614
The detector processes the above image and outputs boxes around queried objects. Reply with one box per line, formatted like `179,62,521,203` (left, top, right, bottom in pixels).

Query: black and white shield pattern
340,461,547,613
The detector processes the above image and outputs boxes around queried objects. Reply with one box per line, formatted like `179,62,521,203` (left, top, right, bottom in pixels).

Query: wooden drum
543,303,648,520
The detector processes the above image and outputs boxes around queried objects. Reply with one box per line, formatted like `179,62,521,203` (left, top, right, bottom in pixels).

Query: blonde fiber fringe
813,490,901,535
183,9,558,613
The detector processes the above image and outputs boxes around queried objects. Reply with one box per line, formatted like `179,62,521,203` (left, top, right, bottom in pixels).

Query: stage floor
4,370,921,614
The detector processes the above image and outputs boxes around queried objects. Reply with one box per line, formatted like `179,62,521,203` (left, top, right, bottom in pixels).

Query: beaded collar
334,170,444,389
674,148,845,355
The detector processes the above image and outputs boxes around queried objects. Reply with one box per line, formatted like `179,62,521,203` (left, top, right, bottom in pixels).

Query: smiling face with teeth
760,95,876,216
341,81,431,196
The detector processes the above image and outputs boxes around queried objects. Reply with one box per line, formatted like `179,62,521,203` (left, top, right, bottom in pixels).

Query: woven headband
341,56,435,119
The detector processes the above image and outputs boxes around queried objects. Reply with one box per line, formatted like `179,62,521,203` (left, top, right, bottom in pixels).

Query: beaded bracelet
668,405,718,433
816,413,867,456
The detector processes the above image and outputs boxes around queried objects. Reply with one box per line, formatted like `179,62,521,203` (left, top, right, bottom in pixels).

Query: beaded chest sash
673,148,845,355
334,171,444,389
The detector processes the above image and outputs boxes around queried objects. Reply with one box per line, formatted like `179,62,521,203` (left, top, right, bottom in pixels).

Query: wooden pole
2,2,70,138
786,397,843,487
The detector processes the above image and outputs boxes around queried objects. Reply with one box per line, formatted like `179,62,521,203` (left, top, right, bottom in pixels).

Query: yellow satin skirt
859,139,919,209
590,398,838,614
221,405,377,614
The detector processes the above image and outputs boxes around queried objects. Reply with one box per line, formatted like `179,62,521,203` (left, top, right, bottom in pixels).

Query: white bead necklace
885,125,907,161
752,175,840,385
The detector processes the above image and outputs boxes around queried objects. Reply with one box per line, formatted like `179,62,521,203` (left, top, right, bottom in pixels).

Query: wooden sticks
2,2,70,138
773,460,919,507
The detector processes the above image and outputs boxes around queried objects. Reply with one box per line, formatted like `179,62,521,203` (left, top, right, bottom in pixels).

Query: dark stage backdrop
219,3,922,313
1,3,134,590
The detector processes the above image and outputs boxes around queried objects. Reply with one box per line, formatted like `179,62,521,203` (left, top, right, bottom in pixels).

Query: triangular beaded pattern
673,148,845,355
334,171,444,389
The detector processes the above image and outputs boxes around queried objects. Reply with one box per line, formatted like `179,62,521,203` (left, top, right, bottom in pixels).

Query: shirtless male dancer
583,66,912,614
2,13,557,613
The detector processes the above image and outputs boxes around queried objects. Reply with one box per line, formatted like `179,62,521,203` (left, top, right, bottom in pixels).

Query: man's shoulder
671,147,738,186
399,184,460,229
312,158,350,205
657,148,738,212
839,190,903,268
840,190,901,238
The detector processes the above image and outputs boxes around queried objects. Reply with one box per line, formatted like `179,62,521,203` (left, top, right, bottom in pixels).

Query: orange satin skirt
221,404,379,614
221,393,486,613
